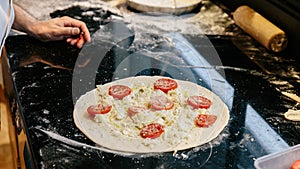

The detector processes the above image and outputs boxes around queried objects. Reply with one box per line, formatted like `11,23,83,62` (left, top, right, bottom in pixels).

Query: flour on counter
284,109,300,121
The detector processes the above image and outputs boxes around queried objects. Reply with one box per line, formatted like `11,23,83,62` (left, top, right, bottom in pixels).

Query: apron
0,0,14,56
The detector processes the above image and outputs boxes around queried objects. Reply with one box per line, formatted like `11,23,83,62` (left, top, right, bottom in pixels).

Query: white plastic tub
254,144,300,169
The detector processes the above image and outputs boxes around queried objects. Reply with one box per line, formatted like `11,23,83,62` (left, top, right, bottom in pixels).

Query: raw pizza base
73,76,229,154
127,0,202,15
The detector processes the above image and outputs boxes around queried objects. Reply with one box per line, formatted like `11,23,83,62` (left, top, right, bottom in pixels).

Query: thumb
66,27,81,36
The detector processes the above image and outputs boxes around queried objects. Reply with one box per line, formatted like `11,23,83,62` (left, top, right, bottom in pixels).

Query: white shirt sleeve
0,0,14,54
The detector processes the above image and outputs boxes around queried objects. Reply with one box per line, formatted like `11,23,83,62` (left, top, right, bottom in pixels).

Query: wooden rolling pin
233,5,288,52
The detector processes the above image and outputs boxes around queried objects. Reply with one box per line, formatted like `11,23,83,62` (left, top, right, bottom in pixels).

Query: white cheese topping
94,79,211,146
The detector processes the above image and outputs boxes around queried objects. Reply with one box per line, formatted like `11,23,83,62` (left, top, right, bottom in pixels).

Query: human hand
29,16,91,48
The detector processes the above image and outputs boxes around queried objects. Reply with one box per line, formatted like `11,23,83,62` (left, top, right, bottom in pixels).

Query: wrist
24,21,41,38
12,4,39,37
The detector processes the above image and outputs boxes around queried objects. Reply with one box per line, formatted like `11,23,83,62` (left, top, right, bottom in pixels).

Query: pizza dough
73,76,229,154
127,0,202,15
284,109,300,121
281,91,300,103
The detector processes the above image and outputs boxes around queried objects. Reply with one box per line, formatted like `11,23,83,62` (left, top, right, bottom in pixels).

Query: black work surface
5,31,300,168
4,9,300,168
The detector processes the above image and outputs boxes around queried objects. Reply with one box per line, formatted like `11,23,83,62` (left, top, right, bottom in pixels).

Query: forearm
12,4,38,35
11,4,90,48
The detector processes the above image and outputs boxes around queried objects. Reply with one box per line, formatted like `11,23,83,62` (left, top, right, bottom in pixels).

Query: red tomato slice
140,123,164,139
108,85,131,99
187,96,212,109
195,114,217,128
154,78,178,93
291,159,300,169
127,106,147,118
150,95,174,110
87,104,112,116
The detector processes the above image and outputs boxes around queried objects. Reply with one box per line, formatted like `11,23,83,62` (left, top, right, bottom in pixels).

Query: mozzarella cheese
94,80,210,146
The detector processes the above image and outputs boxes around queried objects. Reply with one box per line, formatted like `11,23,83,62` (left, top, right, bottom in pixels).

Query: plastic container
254,144,300,169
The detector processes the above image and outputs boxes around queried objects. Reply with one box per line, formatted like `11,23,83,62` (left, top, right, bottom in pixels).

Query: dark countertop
4,3,300,169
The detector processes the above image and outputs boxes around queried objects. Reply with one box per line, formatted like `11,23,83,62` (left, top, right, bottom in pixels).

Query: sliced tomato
187,95,212,109
140,123,164,139
154,78,178,93
195,114,217,128
87,104,112,116
108,85,131,99
127,106,147,118
291,159,300,169
150,95,174,110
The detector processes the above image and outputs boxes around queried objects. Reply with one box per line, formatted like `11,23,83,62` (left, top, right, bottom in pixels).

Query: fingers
66,34,86,48
60,16,91,43
71,27,81,35
49,16,90,48
33,16,91,48
76,36,86,48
